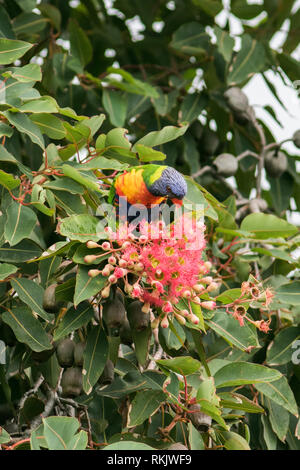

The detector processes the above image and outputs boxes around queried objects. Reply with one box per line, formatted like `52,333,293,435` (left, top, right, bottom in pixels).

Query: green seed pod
292,130,300,149
120,317,133,345
224,87,249,114
264,150,287,178
188,403,212,432
98,359,114,385
168,443,188,450
61,367,83,397
201,129,220,155
102,293,126,331
43,284,63,313
74,342,85,367
127,300,150,332
213,153,238,177
56,338,75,368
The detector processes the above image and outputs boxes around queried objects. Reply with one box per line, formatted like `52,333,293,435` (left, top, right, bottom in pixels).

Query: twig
147,344,164,370
191,165,211,179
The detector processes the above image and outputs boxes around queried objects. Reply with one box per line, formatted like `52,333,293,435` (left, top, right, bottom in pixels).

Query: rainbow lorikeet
109,164,187,221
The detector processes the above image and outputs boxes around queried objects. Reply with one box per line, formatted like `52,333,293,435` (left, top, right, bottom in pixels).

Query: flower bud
108,256,116,265
102,265,112,276
162,301,173,313
87,241,101,249
108,274,117,284
201,276,213,284
204,261,212,271
101,285,111,298
182,290,192,299
193,284,205,294
207,282,219,292
174,312,186,325
180,309,190,317
122,241,131,249
160,315,169,329
84,255,97,264
119,259,127,268
142,302,150,313
200,301,216,310
101,241,111,250
88,269,101,278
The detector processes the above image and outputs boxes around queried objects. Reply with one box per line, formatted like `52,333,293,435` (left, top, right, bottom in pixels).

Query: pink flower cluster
85,216,217,328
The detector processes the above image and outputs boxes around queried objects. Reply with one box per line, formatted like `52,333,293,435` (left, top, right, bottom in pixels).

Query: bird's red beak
172,198,184,206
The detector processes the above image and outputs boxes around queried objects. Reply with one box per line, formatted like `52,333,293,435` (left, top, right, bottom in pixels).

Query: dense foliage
0,0,299,451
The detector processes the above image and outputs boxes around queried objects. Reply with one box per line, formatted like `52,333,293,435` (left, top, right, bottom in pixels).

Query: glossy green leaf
240,213,298,239
156,356,201,375
0,38,33,64
0,262,18,280
2,306,52,352
53,301,94,341
128,390,165,427
214,362,282,388
4,202,37,246
276,282,300,305
134,124,189,149
255,376,298,416
74,265,106,306
82,326,109,394
266,327,300,365
3,111,45,149
11,278,52,322
228,34,266,84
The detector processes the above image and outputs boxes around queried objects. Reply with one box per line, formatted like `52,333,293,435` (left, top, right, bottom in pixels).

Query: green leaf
57,214,103,243
219,392,264,413
11,278,52,322
5,64,42,83
29,113,66,139
74,265,106,306
206,310,259,351
20,96,59,113
240,213,298,239
228,34,266,84
134,124,189,149
106,67,159,98
188,422,205,450
0,262,18,280
5,202,37,246
0,38,33,64
2,306,52,352
131,326,152,367
53,302,94,341
156,356,201,375
214,362,282,388
0,239,42,263
231,0,263,19
68,19,92,70
98,371,148,399
13,12,48,35
82,326,109,394
0,122,13,138
0,170,20,191
276,282,300,306
128,390,165,427
180,93,207,124
134,144,166,162
255,376,298,416
62,164,101,193
0,5,15,39
266,327,300,365
170,22,210,56
0,426,11,444
214,26,235,62
264,398,289,442
104,441,155,450
43,416,88,450
102,89,128,127
3,111,45,149
219,431,250,450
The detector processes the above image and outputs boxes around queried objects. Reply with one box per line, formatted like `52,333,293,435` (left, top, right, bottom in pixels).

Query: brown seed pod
264,150,287,178
188,403,212,432
43,284,63,313
61,367,83,397
56,338,75,368
74,342,85,367
127,300,150,332
98,359,114,385
201,129,220,155
213,153,238,177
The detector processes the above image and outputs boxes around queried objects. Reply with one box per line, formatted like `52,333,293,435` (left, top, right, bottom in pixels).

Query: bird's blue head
148,167,187,205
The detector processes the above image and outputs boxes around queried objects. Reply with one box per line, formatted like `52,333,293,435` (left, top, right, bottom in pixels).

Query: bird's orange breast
114,169,165,207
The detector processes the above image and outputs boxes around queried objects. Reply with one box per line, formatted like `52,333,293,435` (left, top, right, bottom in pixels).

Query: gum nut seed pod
200,301,216,310
193,284,205,294
207,282,219,292
201,129,220,155
101,285,111,298
224,87,249,113
213,153,238,177
61,367,83,398
204,261,212,271
102,297,126,330
74,342,85,367
264,150,287,178
127,300,150,332
168,443,188,451
188,404,212,432
87,241,101,249
43,284,63,313
161,315,169,329
56,338,75,368
293,130,300,148
120,317,133,345
98,359,114,385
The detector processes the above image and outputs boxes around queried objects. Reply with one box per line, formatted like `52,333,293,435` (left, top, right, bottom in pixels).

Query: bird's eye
166,185,171,192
